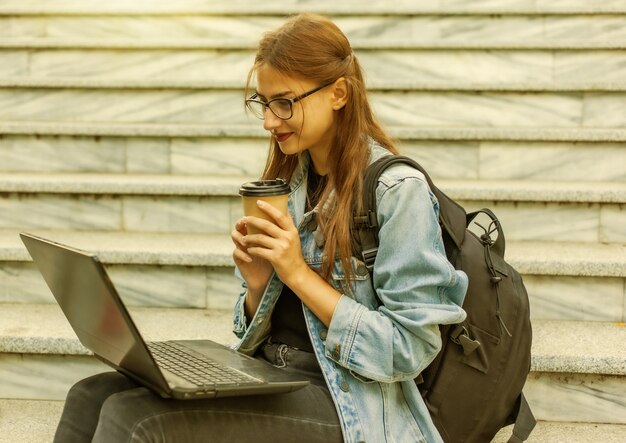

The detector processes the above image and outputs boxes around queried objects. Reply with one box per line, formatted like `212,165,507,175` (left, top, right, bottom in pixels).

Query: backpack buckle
361,247,378,271
451,325,481,355
354,211,379,229
366,210,378,228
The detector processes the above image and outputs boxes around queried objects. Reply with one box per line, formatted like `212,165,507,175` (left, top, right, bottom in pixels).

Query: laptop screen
21,233,166,387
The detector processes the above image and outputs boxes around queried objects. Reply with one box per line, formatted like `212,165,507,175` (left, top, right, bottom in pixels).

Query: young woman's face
254,65,338,161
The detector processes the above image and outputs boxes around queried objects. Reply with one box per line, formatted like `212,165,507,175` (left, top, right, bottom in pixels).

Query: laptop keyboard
148,341,262,387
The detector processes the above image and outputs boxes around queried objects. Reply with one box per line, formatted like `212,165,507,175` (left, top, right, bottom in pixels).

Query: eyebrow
255,89,294,100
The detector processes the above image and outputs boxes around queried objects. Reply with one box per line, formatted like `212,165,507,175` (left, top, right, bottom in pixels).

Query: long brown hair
245,13,399,286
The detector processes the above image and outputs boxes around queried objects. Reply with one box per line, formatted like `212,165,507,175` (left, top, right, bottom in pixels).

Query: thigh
54,371,139,443
93,382,343,443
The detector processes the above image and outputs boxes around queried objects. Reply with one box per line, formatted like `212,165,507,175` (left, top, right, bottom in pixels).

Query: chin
277,140,304,156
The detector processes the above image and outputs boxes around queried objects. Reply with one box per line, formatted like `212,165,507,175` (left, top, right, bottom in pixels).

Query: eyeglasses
245,82,333,120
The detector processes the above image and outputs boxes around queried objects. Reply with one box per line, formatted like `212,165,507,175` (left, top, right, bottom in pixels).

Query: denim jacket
232,141,468,443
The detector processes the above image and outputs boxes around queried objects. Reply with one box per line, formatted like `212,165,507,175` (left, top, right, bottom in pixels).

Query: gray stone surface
505,241,626,277
1,0,625,15
524,372,626,424
0,173,623,203
0,400,63,443
2,304,624,376
531,320,626,375
0,303,237,356
0,230,624,276
492,421,626,443
0,230,235,266
5,89,626,130
0,173,246,195
1,14,626,49
4,77,626,92
2,135,625,183
2,121,626,142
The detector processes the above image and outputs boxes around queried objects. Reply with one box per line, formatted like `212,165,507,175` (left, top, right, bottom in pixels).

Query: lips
274,132,293,143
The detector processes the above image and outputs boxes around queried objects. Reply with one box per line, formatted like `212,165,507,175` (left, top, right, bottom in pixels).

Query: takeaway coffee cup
239,179,290,235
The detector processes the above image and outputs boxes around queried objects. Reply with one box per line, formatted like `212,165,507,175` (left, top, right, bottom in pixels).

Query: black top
270,163,327,353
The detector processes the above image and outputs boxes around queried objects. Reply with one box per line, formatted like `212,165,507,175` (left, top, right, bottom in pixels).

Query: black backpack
351,155,536,443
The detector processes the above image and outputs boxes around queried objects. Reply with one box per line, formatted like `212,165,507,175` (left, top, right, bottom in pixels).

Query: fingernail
256,200,265,206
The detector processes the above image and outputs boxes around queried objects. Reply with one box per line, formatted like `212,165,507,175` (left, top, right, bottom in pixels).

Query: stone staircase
0,0,625,441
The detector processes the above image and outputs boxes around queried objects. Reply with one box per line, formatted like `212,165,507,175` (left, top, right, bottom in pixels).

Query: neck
308,147,330,176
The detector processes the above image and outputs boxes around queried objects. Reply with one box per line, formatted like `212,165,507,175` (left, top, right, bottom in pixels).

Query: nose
262,108,281,131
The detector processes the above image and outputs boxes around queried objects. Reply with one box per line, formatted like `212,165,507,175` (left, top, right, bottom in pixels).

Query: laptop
20,232,309,400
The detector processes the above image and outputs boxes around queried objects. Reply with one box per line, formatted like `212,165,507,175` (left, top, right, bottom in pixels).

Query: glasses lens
245,100,265,119
269,99,292,120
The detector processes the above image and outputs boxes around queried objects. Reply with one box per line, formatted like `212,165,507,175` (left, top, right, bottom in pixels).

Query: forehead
255,65,315,96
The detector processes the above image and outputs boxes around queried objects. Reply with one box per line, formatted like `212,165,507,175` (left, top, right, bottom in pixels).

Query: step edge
4,77,626,92
2,122,626,142
1,312,624,375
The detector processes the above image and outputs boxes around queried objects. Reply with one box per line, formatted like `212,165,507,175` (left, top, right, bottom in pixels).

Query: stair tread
1,303,625,375
492,421,626,443
2,37,626,50
1,0,624,15
0,172,252,196
0,230,235,266
2,121,626,142
0,172,624,203
1,230,624,276
4,77,626,92
0,400,63,443
0,303,237,355
7,75,626,92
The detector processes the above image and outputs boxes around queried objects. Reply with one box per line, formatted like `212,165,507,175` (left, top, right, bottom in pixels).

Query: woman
54,13,467,443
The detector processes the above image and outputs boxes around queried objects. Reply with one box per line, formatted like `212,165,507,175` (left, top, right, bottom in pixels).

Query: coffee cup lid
239,179,290,197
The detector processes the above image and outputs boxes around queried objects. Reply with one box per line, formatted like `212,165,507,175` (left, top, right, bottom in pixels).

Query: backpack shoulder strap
507,394,537,443
353,155,467,271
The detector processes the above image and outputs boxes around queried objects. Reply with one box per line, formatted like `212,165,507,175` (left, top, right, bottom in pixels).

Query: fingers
234,218,248,235
231,225,247,249
242,232,276,250
232,247,252,264
243,215,283,238
255,200,294,230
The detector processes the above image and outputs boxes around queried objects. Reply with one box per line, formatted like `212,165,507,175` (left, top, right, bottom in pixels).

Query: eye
270,99,293,118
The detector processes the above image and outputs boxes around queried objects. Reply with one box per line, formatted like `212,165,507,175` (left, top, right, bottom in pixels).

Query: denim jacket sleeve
324,167,468,383
232,267,249,339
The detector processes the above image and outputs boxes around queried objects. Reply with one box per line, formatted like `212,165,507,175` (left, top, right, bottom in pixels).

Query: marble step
0,173,623,243
4,77,626,93
1,230,624,322
1,0,624,15
4,49,626,89
3,89,626,131
0,304,237,401
3,121,626,143
1,303,625,424
3,305,624,375
492,421,626,443
1,134,626,184
1,15,626,49
0,400,63,443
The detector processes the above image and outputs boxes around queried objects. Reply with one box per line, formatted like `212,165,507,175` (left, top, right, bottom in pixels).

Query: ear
330,77,348,111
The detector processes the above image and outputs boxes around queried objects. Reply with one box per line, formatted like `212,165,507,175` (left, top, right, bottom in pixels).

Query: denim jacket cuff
324,295,366,366
232,288,248,338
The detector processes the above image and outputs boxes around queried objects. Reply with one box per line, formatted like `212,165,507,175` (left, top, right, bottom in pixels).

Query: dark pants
54,341,343,443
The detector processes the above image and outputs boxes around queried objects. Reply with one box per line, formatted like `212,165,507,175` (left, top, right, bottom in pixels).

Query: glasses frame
245,81,334,120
